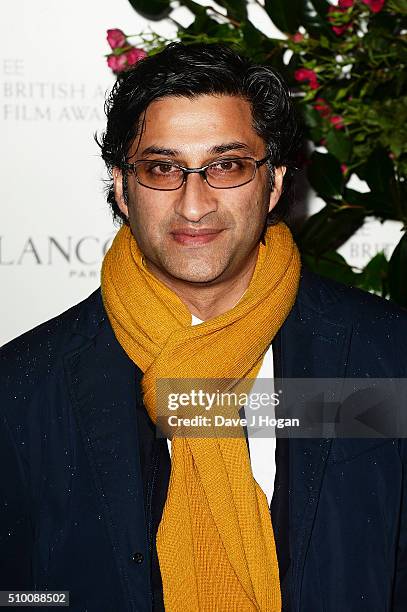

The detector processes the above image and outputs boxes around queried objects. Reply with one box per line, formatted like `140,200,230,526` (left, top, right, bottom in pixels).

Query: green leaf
307,152,343,198
325,129,352,163
335,88,349,101
127,0,171,20
216,0,248,21
264,0,305,34
297,205,366,255
342,188,398,220
358,148,394,193
368,12,398,35
300,107,323,143
180,0,205,15
356,252,389,295
349,190,396,220
309,0,330,19
388,231,407,306
342,189,389,218
241,21,266,52
342,188,368,206
301,0,336,38
387,0,407,14
302,107,323,131
182,11,225,38
303,251,357,285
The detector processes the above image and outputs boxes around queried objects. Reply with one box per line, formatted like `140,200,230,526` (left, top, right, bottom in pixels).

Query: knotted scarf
101,222,301,611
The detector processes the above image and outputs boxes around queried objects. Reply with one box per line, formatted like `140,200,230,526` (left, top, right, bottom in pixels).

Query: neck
147,246,259,321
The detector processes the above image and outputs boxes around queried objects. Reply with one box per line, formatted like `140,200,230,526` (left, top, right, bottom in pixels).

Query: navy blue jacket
1,268,407,611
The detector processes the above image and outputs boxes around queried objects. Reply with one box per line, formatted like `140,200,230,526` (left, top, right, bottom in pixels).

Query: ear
113,167,129,219
268,166,286,214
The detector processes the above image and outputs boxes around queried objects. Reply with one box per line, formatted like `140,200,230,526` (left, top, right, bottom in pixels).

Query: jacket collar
70,266,346,338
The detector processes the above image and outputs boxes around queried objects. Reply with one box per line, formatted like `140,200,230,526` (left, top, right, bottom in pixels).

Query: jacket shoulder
0,288,105,401
299,267,407,329
297,268,407,376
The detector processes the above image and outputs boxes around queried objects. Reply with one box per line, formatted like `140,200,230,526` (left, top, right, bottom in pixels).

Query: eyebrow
140,141,252,157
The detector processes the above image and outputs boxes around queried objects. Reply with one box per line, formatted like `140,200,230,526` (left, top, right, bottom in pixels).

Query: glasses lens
206,158,256,188
135,161,184,189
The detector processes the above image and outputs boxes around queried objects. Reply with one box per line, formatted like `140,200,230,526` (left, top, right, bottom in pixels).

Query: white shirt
167,314,276,505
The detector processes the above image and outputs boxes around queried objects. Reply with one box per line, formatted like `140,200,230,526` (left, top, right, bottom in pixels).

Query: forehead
129,94,265,157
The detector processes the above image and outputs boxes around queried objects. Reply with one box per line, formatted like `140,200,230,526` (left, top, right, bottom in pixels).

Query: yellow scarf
101,222,301,611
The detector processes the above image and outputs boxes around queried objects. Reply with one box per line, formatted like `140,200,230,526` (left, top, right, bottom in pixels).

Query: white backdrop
1,0,402,345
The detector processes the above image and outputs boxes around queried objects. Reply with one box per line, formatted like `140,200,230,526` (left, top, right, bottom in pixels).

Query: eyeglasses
121,155,271,191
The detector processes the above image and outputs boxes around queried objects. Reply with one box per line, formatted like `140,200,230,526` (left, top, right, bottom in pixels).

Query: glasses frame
121,154,271,191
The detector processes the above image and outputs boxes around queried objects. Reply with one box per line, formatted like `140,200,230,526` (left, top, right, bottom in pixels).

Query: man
1,42,406,612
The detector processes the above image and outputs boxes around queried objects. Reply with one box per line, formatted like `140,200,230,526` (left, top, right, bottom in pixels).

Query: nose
173,171,218,223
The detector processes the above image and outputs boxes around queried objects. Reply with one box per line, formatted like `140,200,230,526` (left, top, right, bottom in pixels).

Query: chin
171,269,224,284
165,261,227,285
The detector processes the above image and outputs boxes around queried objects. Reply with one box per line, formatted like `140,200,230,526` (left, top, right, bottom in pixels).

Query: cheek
127,193,171,244
231,189,269,233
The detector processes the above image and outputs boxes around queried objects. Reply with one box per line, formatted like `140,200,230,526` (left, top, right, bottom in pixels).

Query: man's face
114,94,285,286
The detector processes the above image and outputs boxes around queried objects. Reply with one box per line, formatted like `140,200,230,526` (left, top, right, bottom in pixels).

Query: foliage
109,0,407,305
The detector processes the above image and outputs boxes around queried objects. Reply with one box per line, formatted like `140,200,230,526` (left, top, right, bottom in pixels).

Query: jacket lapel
279,270,353,612
63,292,152,612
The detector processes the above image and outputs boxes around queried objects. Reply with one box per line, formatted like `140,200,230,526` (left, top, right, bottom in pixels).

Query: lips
170,228,224,246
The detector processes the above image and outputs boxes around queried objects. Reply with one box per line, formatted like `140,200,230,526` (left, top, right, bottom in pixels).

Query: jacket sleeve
392,437,407,609
0,412,34,588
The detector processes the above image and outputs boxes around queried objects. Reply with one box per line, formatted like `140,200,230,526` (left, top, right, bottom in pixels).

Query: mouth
170,228,224,246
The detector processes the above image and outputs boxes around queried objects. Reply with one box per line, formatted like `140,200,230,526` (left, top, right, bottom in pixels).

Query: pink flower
292,32,304,43
107,28,127,50
338,0,354,7
107,46,147,74
125,47,147,66
294,68,319,90
361,0,385,12
313,97,331,118
107,54,128,73
332,23,350,35
330,115,345,129
341,163,348,174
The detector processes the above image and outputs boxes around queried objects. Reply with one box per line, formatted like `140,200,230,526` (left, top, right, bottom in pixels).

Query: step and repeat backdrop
1,0,402,345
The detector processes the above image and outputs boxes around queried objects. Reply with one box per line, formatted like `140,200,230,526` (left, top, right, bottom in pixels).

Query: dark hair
97,42,302,226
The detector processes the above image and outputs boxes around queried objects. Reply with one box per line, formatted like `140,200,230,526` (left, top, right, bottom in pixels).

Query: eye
146,162,180,175
209,159,244,174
